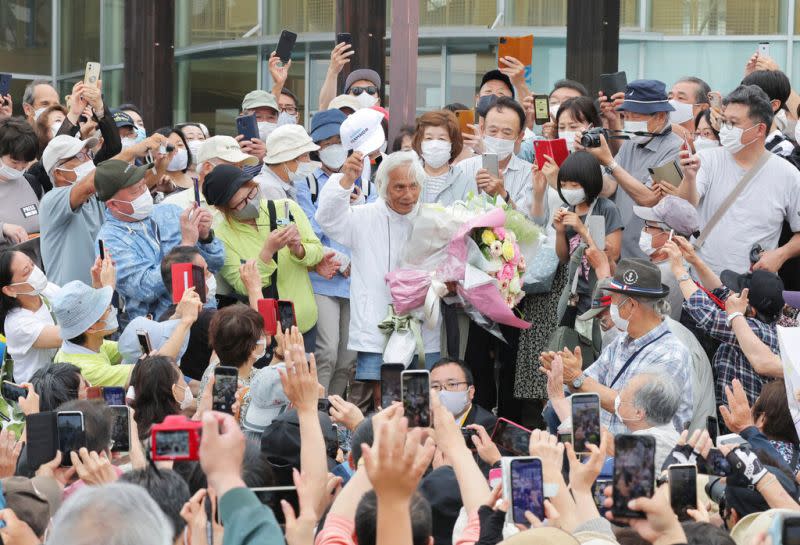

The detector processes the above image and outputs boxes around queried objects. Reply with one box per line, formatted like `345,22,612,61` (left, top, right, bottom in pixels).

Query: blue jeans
355,351,441,381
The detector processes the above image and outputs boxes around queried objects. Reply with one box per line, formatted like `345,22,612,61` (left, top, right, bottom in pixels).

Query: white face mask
10,266,48,296
693,137,718,151
614,395,641,423
33,107,46,121
295,161,315,178
609,300,630,332
258,121,277,142
168,148,189,171
559,130,578,153
549,103,560,120
59,160,96,184
421,140,452,169
355,92,378,108
187,140,203,161
719,124,756,155
205,274,217,302
638,230,657,256
176,383,194,410
668,100,694,124
319,144,347,170
50,122,63,138
624,119,651,144
116,189,154,221
0,162,25,182
483,135,515,160
277,111,297,126
560,187,585,206
438,389,470,417
120,137,137,150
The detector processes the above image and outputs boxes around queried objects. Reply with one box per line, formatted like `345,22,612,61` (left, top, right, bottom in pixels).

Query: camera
461,427,478,446
150,415,203,461
580,127,607,148
706,475,727,507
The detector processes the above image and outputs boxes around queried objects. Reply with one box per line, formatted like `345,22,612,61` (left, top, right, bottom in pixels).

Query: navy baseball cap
479,69,515,99
720,269,785,321
310,109,347,143
616,80,675,115
110,109,135,129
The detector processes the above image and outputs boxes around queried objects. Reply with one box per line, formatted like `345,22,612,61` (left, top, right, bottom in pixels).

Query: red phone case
171,263,194,304
258,299,279,336
534,139,569,167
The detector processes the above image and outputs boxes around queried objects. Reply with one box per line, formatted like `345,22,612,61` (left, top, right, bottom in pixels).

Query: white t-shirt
4,284,61,383
695,147,800,275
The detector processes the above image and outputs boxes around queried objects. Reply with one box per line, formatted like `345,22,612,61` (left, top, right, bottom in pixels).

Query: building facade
1,0,796,134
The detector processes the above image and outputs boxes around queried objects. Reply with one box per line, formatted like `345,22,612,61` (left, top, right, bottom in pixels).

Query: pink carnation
493,227,507,241
498,262,515,281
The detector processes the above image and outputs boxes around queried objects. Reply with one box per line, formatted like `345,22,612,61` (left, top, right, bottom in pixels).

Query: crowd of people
0,36,799,545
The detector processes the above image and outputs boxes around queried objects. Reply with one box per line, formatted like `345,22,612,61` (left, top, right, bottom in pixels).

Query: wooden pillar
124,0,174,129
566,0,620,96
335,0,387,99
387,0,419,146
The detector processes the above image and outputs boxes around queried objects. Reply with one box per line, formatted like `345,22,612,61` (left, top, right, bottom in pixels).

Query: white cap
328,94,361,112
339,108,385,154
264,125,320,165
242,365,290,433
196,136,259,166
42,134,99,175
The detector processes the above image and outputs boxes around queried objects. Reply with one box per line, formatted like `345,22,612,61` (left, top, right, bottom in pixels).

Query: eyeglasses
719,120,759,132
280,106,298,115
350,86,378,96
692,130,716,139
56,150,95,170
230,187,258,211
430,381,469,392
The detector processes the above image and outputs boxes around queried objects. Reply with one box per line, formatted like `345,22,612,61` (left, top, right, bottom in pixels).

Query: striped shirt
453,154,533,208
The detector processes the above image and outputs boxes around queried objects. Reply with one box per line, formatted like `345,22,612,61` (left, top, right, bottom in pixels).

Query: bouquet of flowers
475,226,527,309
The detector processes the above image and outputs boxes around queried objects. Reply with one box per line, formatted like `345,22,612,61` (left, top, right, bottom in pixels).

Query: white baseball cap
42,134,99,175
242,364,290,433
339,107,385,154
328,94,361,113
196,136,259,167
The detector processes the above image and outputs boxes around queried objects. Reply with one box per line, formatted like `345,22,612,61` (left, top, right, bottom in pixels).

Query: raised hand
719,379,755,434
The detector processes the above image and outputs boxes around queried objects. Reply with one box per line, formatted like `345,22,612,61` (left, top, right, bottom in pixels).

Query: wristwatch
726,311,744,326
676,273,692,283
199,229,215,244
603,161,618,176
572,373,586,390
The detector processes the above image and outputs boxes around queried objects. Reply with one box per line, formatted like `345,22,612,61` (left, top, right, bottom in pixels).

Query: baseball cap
196,135,258,166
264,125,320,165
616,80,675,115
202,164,254,207
479,69,515,99
241,90,279,112
632,195,700,237
261,408,339,482
1,476,62,537
720,269,785,320
344,69,381,93
51,281,113,339
42,134,100,175
242,364,290,433
310,109,347,143
578,278,613,321
93,159,153,201
118,317,191,365
730,509,795,545
110,109,136,129
340,107,385,154
499,527,579,545
604,258,670,299
328,94,361,113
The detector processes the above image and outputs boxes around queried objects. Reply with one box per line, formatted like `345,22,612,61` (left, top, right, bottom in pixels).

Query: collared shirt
584,320,693,434
54,339,133,387
453,154,533,208
682,285,778,405
420,167,477,206
96,203,225,322
613,132,683,259
256,167,297,201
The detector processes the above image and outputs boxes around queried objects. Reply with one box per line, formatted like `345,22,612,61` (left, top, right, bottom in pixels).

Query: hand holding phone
508,457,544,524
213,366,239,414
612,434,655,519
401,370,430,427
276,30,298,64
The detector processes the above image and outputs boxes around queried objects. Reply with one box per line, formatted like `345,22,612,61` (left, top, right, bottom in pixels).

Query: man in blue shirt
94,159,224,323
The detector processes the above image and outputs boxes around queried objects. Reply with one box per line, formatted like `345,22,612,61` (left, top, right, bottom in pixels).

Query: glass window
388,0,496,27
264,0,335,34
60,0,101,74
0,0,52,75
444,48,497,107
385,48,441,115
647,0,785,35
102,0,125,66
272,53,306,122
175,0,259,48
101,69,123,107
8,79,33,118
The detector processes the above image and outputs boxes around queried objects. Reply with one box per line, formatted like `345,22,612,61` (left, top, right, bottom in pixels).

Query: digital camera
580,127,607,148
150,415,203,461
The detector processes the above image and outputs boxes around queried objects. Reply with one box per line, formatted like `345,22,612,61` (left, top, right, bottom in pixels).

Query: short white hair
374,150,425,200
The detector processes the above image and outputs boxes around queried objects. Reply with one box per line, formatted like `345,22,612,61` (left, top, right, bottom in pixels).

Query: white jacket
315,174,440,354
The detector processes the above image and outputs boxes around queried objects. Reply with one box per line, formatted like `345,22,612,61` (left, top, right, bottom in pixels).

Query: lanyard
609,330,671,389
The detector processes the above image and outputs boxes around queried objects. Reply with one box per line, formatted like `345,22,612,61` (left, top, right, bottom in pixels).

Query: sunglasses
350,86,378,96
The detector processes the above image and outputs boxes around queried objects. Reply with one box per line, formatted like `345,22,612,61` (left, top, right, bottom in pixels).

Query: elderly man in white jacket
316,150,441,403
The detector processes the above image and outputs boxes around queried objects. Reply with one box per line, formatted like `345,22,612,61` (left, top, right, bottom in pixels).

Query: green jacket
219,487,285,545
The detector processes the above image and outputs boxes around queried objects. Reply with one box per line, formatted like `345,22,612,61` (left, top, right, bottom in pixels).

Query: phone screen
57,412,84,467
251,487,299,525
668,465,697,519
492,419,532,455
213,367,238,414
380,364,404,408
103,387,126,406
510,458,544,524
593,478,611,517
401,371,430,427
572,394,600,453
110,406,130,452
612,435,655,518
706,416,718,445
784,517,800,545
533,96,550,123
1,381,27,403
277,301,296,331
155,430,190,457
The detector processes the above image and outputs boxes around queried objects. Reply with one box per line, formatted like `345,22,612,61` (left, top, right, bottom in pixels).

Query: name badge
20,204,38,218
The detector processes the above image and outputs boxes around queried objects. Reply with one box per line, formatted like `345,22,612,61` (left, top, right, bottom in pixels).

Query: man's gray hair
631,295,671,319
46,482,173,545
23,79,54,106
632,373,681,426
374,150,425,200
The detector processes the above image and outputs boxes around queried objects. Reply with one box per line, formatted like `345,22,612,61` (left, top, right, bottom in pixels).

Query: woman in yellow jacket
203,164,323,351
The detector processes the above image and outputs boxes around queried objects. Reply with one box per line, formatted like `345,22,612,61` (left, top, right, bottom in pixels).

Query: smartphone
533,139,569,168
317,399,331,413
102,386,126,406
276,30,298,64
571,393,601,454
533,95,550,125
380,363,404,408
257,298,279,336
668,464,697,520
0,74,12,97
1,381,27,403
86,386,103,400
455,109,475,135
192,265,207,304
593,478,612,517
98,239,105,260
251,486,298,525
600,71,628,98
171,263,206,304
482,153,499,177
193,178,201,207
401,370,430,428
758,42,770,57
491,418,532,456
647,160,683,188
557,430,572,445
26,412,58,469
706,416,719,446
213,366,238,414
336,33,352,47
497,34,533,68
509,457,544,524
277,300,297,331
84,62,101,87
612,434,655,519
57,411,86,467
109,405,131,452
236,114,259,142
136,329,152,355
586,215,606,251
